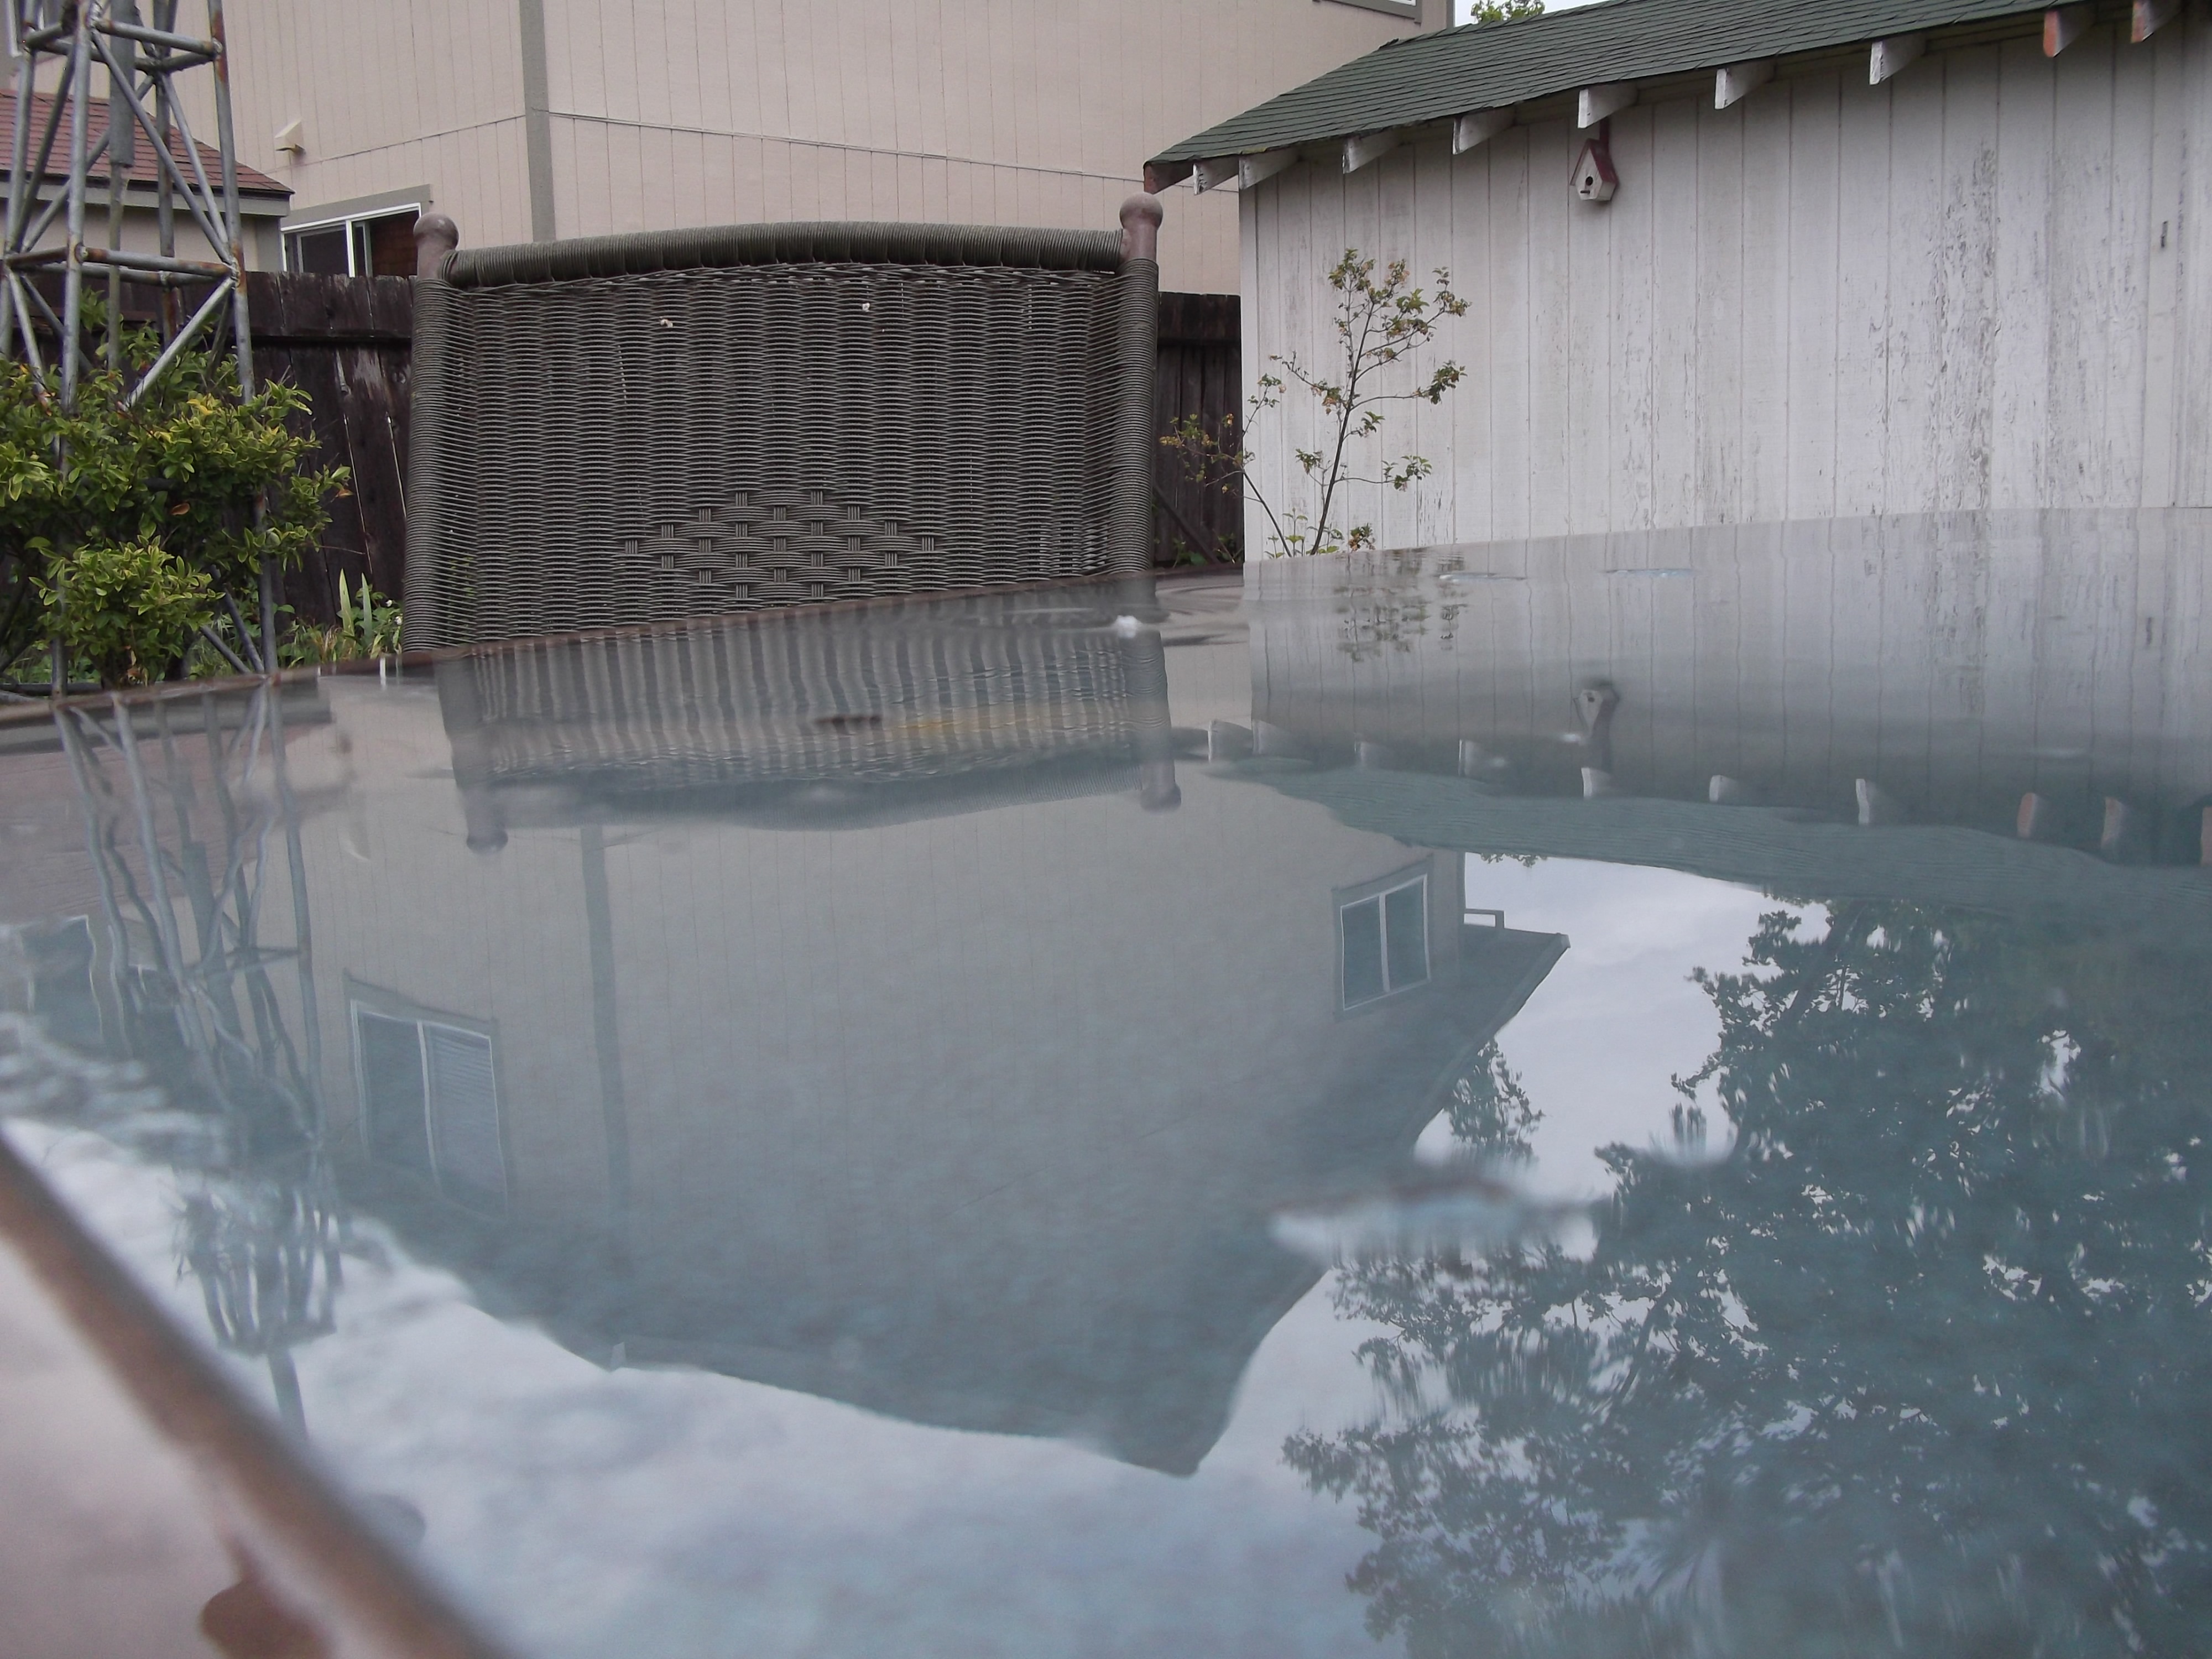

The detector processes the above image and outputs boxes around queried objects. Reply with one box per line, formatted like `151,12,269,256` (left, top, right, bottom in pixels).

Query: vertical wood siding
1241,18,2212,549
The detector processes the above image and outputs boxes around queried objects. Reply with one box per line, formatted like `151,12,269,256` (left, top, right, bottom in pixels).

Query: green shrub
36,536,217,687
0,344,345,684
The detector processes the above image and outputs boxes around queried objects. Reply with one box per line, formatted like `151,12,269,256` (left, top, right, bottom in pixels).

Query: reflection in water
23,687,341,1436
1294,901,2212,1657
1254,510,2212,846
3,530,2211,1657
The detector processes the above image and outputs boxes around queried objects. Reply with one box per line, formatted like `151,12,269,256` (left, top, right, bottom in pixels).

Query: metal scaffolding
1,0,253,400
1,0,265,682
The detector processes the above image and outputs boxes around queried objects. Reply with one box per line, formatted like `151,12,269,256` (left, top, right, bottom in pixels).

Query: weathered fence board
246,272,414,626
1153,291,1241,566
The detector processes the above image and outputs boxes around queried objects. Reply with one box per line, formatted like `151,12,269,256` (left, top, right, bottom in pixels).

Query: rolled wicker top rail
440,221,1127,286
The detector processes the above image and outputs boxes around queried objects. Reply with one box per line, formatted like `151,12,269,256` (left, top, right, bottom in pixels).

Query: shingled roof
0,88,288,199
1149,0,2068,177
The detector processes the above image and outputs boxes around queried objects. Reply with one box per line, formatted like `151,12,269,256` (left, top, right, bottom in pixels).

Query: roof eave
1147,0,2056,177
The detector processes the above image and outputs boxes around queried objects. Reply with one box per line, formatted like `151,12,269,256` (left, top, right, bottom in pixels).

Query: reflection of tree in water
40,692,345,1433
1333,554,1465,661
1290,903,2212,1657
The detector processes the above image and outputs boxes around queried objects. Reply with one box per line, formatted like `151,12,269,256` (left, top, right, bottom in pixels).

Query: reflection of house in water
304,587,1565,1475
1238,512,2212,937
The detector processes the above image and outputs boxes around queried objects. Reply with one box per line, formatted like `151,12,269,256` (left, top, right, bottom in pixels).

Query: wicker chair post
401,252,455,650
413,213,458,278
1118,620,1180,812
1108,195,1163,579
434,659,509,852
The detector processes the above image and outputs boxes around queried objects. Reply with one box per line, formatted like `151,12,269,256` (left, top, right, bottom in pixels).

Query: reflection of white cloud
1432,859,1813,1194
8,1120,1399,1659
6,854,1801,1659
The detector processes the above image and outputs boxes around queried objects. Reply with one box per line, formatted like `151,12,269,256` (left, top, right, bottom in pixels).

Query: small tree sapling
1164,250,1467,557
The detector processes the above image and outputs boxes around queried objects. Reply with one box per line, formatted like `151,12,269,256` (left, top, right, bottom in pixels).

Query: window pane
1384,880,1430,992
1340,895,1386,1008
365,210,420,276
349,221,371,277
425,1025,504,1211
358,1011,431,1175
287,226,348,275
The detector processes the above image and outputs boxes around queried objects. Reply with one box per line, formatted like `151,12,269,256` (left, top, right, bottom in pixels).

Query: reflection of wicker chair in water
440,587,1181,848
404,202,1164,649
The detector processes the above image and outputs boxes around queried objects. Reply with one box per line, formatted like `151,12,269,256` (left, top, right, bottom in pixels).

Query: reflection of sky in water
1423,858,1807,1191
14,515,2210,1656
8,857,1809,1659
9,1117,1401,1659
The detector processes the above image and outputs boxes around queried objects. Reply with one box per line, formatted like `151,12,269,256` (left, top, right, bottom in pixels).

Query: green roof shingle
1150,0,2058,168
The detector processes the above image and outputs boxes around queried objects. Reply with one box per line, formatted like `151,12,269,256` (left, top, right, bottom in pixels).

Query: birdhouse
1571,134,1618,204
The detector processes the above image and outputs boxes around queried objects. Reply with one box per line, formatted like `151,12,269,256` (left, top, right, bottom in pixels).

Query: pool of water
5,511,2211,1657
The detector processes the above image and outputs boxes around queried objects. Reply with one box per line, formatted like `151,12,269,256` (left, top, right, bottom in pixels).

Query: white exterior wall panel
1240,19,2212,550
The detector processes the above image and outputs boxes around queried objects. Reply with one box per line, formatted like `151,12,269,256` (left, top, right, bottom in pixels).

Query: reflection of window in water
14,916,102,1051
351,1004,505,1214
1338,867,1430,1011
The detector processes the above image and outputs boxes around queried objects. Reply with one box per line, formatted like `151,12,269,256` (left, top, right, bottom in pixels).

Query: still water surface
4,512,2211,1657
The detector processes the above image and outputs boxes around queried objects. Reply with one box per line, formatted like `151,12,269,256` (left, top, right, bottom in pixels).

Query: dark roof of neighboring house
1151,0,2056,169
0,88,287,199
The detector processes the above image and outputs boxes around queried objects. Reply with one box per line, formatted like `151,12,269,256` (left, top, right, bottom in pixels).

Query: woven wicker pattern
405,223,1159,650
444,603,1141,795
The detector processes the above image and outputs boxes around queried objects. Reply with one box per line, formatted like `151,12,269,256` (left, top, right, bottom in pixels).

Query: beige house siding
185,0,1426,293
175,2,535,258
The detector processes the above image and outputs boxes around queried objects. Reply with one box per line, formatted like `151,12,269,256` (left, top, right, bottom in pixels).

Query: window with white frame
284,206,420,277
1337,864,1431,1011
352,1000,506,1214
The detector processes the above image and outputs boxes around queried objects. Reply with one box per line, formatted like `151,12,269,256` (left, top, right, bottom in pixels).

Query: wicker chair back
404,221,1160,649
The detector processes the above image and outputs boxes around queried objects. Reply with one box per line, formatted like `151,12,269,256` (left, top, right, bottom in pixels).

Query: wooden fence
253,275,1241,624
1153,292,1241,566
247,272,414,627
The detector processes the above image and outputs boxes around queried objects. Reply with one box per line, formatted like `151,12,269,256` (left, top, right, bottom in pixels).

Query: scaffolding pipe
59,1,90,403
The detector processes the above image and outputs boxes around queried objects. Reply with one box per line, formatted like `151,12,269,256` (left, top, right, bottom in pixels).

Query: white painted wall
1238,18,2212,549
